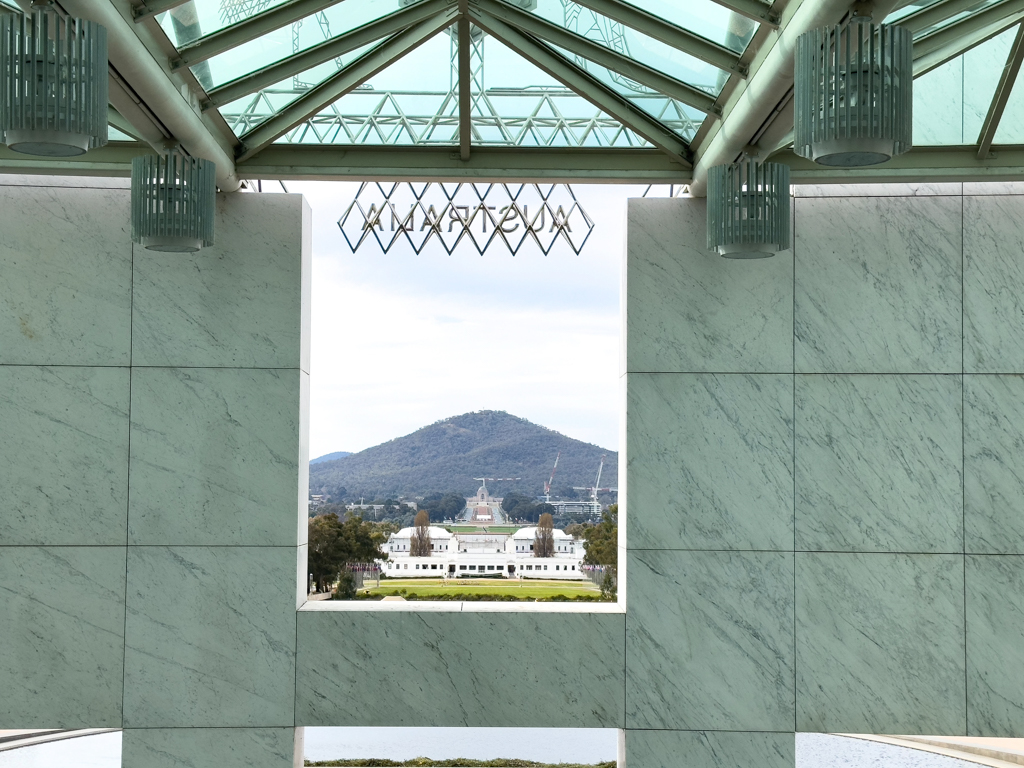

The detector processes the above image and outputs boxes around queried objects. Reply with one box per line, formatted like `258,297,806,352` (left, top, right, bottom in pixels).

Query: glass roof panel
548,42,704,141
526,0,730,96
157,0,292,45
908,0,1003,38
611,0,758,53
884,0,945,24
268,31,655,147
218,41,378,137
199,0,397,90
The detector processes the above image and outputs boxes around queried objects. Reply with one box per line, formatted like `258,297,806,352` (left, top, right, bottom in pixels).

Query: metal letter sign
338,182,594,256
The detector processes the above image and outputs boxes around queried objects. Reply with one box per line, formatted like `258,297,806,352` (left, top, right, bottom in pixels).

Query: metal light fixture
0,8,107,157
795,10,912,167
707,158,790,259
131,150,216,253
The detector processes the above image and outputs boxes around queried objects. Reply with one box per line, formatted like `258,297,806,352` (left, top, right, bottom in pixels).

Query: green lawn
445,525,521,534
361,578,601,600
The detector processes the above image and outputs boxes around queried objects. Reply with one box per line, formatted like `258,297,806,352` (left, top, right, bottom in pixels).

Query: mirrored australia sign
338,182,594,255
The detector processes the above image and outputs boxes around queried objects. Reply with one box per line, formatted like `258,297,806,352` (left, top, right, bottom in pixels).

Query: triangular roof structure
4,0,1024,190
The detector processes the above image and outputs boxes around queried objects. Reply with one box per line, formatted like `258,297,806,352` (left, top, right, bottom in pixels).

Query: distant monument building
457,480,508,525
380,525,585,580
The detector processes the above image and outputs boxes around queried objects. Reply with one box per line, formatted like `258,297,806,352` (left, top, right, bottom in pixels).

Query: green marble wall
623,185,1024,767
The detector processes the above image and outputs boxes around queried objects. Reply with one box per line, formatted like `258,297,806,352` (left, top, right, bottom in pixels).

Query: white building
380,525,586,580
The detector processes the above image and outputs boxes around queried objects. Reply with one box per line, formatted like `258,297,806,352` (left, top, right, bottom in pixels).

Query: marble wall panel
295,611,625,728
966,555,1024,736
0,546,125,727
964,196,1024,373
796,374,963,553
794,195,962,374
122,546,297,728
625,198,793,374
796,553,966,734
627,373,793,551
626,551,794,731
0,366,130,545
624,730,794,768
122,728,302,768
0,186,131,366
965,375,1024,553
131,194,309,369
128,367,302,546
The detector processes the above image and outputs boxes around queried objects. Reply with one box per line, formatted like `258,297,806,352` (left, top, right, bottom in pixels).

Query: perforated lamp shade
707,159,791,259
0,10,107,157
131,153,216,253
795,18,912,167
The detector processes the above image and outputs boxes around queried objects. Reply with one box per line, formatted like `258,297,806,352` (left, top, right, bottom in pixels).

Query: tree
534,512,555,557
501,492,534,515
582,505,618,567
419,491,467,522
307,512,388,593
410,510,432,556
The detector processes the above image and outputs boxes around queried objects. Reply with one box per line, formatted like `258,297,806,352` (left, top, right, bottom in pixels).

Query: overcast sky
288,180,653,459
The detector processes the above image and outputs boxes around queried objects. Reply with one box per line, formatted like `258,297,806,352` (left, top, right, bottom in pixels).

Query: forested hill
309,410,618,501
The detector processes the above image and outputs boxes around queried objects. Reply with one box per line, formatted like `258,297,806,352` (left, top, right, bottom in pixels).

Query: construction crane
541,452,560,503
574,455,618,518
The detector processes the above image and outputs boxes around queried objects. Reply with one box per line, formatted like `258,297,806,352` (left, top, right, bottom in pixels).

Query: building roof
511,526,572,540
393,526,454,539
8,1,1016,189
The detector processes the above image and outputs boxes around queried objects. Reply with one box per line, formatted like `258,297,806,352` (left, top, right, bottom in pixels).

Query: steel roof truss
468,8,693,166
236,14,457,162
978,22,1024,158
476,0,720,115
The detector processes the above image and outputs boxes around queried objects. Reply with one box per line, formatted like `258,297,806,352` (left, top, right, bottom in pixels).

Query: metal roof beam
61,0,241,190
561,0,747,76
457,12,472,160
238,145,691,181
977,22,1024,158
914,0,1024,74
899,0,990,34
710,0,780,27
203,0,454,110
236,14,456,163
777,144,1024,181
171,0,343,70
914,0,1024,59
132,0,190,22
469,9,692,166
689,0,901,195
475,0,719,115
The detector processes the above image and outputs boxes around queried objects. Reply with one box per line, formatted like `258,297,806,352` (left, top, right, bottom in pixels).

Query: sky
289,180,658,459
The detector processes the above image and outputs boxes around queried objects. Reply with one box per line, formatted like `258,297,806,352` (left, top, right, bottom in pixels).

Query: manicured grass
361,578,600,600
445,525,521,534
306,759,615,767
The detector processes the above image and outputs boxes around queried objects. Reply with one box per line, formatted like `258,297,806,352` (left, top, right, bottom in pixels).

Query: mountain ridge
309,410,618,501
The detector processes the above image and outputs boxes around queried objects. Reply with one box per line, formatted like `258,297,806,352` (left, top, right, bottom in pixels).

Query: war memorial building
4,0,1024,767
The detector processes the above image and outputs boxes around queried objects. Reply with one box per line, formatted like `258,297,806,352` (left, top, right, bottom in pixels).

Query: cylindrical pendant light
0,9,107,157
794,14,912,167
131,151,216,253
707,158,790,259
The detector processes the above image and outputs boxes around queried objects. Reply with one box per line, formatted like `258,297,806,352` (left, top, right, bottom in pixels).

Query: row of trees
501,492,556,523
308,513,398,594
567,505,618,567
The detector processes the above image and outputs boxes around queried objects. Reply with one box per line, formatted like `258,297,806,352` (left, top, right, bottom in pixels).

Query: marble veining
626,550,795,731
0,186,132,366
122,546,297,727
625,730,794,768
796,374,963,553
295,611,625,727
966,556,1024,736
964,196,1024,373
121,727,300,768
792,183,964,197
795,196,962,374
627,373,793,551
964,31,1015,140
0,366,130,545
913,57,963,145
796,552,967,734
0,546,126,727
131,194,307,369
626,198,793,374
964,376,1024,553
128,367,301,546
